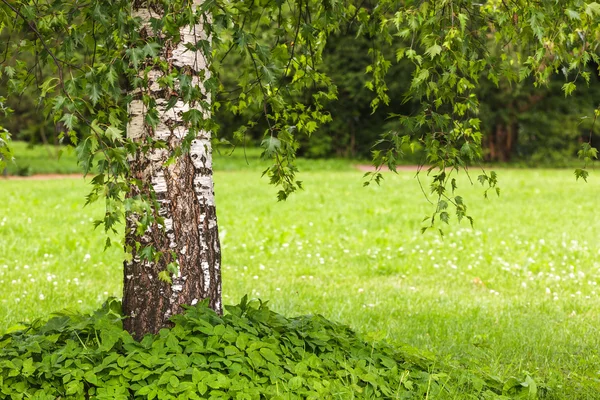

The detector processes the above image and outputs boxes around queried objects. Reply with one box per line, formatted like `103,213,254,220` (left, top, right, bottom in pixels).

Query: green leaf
425,43,442,59
84,371,98,385
261,137,281,158
440,211,449,224
158,270,172,284
585,2,600,16
565,9,580,20
105,126,123,142
60,113,78,131
562,82,576,96
39,78,60,98
236,333,249,350
460,142,473,159
288,376,303,390
259,347,279,364
574,168,589,182
99,329,119,352
196,382,208,395
89,83,101,105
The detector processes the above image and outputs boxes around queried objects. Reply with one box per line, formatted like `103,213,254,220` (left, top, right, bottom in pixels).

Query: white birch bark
123,0,221,338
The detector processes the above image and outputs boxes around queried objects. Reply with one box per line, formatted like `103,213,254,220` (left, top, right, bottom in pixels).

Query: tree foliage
0,0,598,245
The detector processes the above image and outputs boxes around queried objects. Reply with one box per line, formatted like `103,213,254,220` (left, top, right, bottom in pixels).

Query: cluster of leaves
0,97,10,169
0,0,137,239
0,297,541,399
211,0,344,200
575,106,600,181
360,0,600,230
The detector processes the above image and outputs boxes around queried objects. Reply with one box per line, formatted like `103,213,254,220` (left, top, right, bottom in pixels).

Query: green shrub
0,297,540,399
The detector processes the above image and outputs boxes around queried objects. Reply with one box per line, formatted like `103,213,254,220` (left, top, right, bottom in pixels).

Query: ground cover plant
1,151,599,398
1,297,538,399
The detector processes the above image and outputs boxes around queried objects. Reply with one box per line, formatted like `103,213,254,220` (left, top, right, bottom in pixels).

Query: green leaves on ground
0,297,540,399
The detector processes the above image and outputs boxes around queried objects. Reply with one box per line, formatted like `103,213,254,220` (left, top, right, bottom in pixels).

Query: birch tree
122,1,221,338
0,0,598,339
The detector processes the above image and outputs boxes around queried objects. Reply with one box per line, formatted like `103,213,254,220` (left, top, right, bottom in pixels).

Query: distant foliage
0,297,541,399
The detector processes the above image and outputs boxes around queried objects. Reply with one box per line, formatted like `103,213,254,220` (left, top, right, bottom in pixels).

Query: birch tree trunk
123,0,221,339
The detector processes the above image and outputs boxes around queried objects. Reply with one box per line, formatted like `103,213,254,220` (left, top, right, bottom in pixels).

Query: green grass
2,141,356,176
1,146,600,398
2,141,81,175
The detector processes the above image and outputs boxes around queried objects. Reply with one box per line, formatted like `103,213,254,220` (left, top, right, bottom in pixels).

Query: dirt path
354,164,424,172
2,166,423,180
1,173,84,180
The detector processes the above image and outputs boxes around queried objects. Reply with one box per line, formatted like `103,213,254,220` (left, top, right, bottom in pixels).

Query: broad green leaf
425,43,442,59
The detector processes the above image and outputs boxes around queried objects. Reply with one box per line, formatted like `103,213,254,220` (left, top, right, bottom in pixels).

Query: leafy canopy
0,0,598,234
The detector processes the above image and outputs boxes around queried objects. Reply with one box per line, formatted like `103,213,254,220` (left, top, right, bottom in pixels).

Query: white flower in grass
39,293,45,300
83,254,91,262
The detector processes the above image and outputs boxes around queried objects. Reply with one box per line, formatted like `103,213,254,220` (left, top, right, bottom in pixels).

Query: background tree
0,0,598,339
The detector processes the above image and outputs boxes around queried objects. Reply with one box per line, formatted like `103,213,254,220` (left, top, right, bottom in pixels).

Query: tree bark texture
485,94,545,162
123,0,221,339
487,118,518,162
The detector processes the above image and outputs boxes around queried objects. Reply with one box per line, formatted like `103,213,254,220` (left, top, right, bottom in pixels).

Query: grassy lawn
2,141,81,175
1,144,600,398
